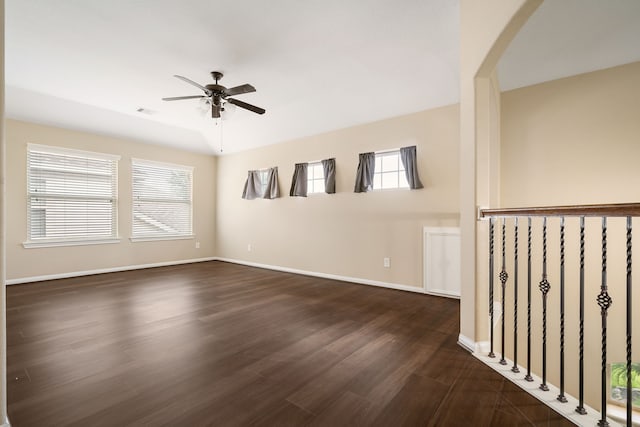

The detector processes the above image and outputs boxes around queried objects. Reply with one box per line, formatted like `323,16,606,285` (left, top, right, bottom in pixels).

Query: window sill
373,187,411,192
608,404,640,426
130,235,194,243
23,238,121,249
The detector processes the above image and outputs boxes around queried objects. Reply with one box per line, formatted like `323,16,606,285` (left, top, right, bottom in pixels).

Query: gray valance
400,146,423,189
242,167,280,200
289,163,308,197
354,152,375,193
321,158,336,194
241,170,262,200
263,167,280,199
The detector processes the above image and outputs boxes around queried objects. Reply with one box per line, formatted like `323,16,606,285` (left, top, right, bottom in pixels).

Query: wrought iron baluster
500,218,508,365
576,216,586,414
525,217,533,382
557,217,567,402
626,216,632,427
539,216,550,391
597,217,613,427
489,217,495,358
512,218,520,373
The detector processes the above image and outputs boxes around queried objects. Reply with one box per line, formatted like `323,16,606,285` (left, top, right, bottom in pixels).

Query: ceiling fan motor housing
206,84,226,95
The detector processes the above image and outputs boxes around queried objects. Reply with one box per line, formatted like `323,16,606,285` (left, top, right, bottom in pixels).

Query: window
242,167,280,200
258,169,270,197
607,362,640,425
307,162,325,194
131,159,193,241
610,362,640,409
26,144,120,247
373,150,409,190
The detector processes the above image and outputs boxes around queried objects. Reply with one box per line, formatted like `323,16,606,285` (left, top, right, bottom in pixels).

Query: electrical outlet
195,241,200,249
247,244,252,252
383,257,390,268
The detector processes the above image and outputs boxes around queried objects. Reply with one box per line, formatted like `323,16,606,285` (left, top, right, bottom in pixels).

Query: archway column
458,0,542,351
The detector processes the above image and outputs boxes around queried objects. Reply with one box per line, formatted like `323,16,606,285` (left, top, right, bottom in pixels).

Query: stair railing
480,203,640,427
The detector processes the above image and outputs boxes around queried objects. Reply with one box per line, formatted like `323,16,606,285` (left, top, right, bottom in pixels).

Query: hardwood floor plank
6,261,575,426
373,373,451,426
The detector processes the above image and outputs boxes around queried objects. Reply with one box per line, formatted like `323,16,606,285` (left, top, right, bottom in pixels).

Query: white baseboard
474,352,623,427
475,340,491,354
215,257,426,295
457,335,491,354
457,334,475,352
6,257,217,285
8,257,430,297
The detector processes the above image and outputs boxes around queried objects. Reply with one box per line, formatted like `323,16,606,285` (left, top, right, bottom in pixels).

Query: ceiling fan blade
174,75,211,95
224,84,256,97
227,98,265,115
211,104,221,119
162,95,205,101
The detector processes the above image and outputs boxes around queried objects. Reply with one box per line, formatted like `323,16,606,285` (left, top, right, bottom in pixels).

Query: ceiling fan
162,71,265,118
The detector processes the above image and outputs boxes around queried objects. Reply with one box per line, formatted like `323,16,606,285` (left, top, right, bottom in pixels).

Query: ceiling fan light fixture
197,97,211,115
221,101,236,120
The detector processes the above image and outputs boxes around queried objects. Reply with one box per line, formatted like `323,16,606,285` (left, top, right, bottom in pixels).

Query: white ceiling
5,0,640,155
498,0,640,91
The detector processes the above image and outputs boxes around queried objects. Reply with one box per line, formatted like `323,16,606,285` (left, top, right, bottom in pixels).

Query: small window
132,159,193,241
307,162,325,194
258,169,270,197
373,150,409,190
25,144,120,247
609,362,640,410
242,167,279,200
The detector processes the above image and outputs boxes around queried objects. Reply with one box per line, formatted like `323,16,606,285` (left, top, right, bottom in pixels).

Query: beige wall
502,61,640,206
5,119,217,281
500,61,640,409
216,106,460,289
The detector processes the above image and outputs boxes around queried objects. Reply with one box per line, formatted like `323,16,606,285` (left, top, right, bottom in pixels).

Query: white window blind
26,144,120,245
132,159,193,240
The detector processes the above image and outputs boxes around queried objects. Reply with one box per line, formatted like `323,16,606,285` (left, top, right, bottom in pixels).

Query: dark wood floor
7,261,574,426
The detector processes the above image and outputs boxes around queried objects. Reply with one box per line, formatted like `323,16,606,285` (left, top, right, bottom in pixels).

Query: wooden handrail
480,202,640,218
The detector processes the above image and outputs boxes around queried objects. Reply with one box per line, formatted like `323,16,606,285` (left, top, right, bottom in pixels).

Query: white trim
374,147,402,155
23,238,121,248
457,335,491,354
425,289,461,299
457,334,475,353
215,257,426,295
131,157,193,172
7,256,433,293
475,340,491,354
6,257,216,285
608,404,640,427
130,235,194,243
474,353,624,427
28,143,121,161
